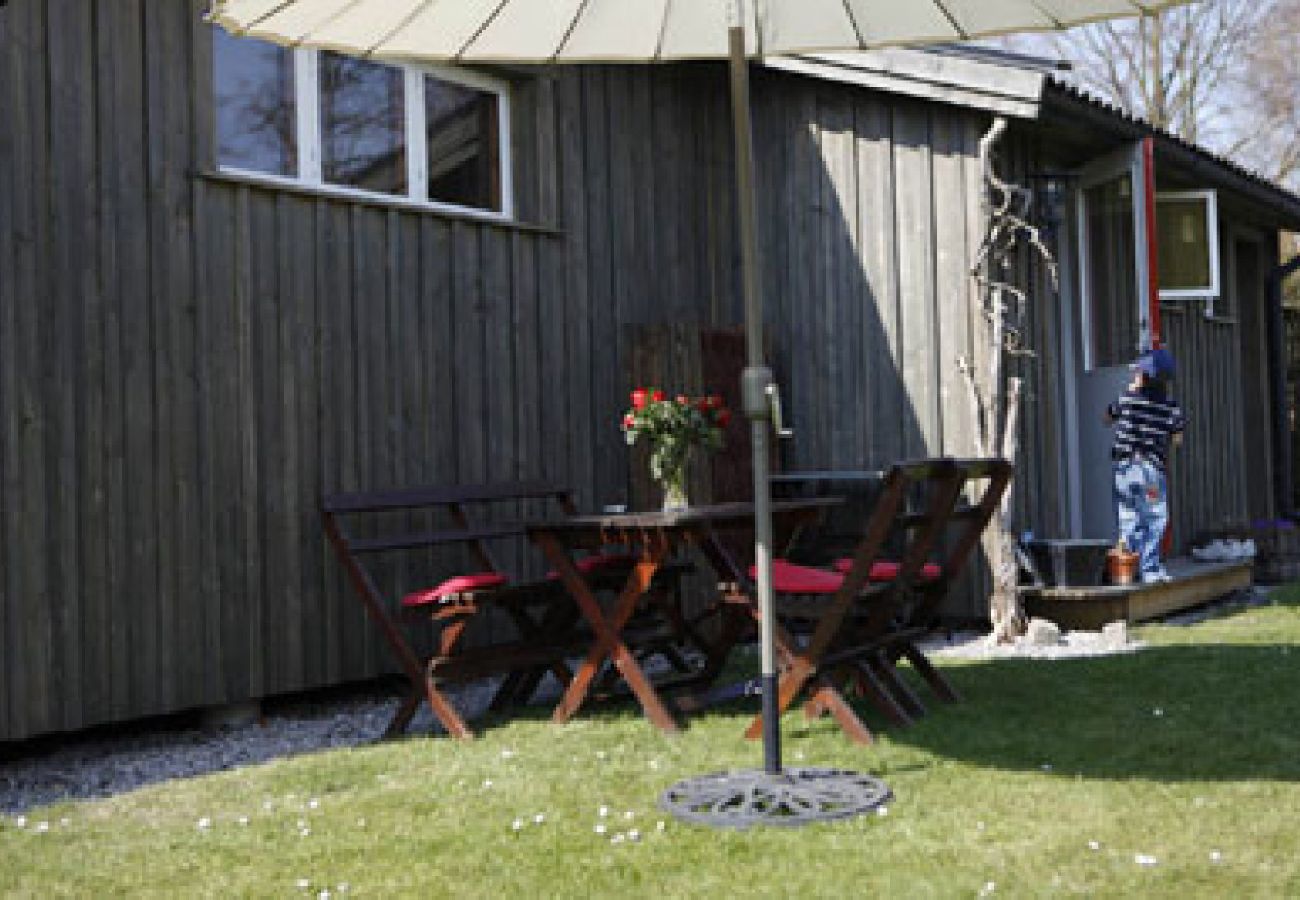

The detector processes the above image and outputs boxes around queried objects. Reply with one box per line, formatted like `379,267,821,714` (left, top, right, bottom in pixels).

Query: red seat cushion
547,552,636,579
832,558,943,581
749,559,844,595
402,572,509,607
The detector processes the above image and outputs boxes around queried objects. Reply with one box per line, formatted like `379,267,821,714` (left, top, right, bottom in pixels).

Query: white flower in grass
295,878,310,890
501,749,516,759
598,806,609,818
978,881,996,897
356,818,366,828
1210,850,1223,863
656,821,666,833
482,780,493,789
628,829,641,842
318,891,331,900
1153,708,1164,717
876,806,889,818
238,816,250,826
512,819,524,831
263,801,274,811
1134,854,1158,867
35,821,49,833
58,818,69,828
197,818,212,830
594,824,607,835
976,821,986,831
297,819,308,829
596,751,607,760
14,816,26,828
610,833,626,845
336,885,350,894
623,811,635,821
1088,840,1101,851
308,799,320,810
533,814,545,825
649,760,660,770
299,828,311,838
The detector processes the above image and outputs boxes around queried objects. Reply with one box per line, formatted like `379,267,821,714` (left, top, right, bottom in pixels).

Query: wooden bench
321,481,637,740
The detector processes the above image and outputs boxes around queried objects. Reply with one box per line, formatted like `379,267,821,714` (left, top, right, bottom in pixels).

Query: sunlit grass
2,592,1298,898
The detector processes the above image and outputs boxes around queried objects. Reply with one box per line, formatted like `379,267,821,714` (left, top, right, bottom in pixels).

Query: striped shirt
1108,386,1186,468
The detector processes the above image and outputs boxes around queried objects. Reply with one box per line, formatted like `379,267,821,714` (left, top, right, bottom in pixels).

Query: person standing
1104,348,1185,583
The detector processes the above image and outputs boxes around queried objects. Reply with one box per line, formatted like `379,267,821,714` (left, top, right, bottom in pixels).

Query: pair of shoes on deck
1140,570,1172,585
1190,539,1256,562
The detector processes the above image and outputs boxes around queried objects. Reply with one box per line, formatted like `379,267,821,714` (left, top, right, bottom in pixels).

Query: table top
527,497,842,534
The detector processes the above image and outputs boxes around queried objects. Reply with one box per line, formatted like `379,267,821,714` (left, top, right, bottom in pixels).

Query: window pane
1084,175,1139,368
426,75,501,211
321,52,406,195
213,29,297,177
1157,198,1212,291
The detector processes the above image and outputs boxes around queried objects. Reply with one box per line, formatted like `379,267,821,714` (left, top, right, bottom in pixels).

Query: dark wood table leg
534,533,681,734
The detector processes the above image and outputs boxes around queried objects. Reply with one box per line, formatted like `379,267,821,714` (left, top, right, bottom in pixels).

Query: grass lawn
2,591,1298,898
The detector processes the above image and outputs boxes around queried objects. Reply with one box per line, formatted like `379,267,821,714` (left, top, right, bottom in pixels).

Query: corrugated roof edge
1043,76,1300,227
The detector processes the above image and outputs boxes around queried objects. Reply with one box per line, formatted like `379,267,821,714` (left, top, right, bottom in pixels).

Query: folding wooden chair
744,458,1012,744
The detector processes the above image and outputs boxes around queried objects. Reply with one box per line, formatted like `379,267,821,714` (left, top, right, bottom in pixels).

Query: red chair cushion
749,559,844,595
402,572,509,607
547,552,636,579
832,558,943,581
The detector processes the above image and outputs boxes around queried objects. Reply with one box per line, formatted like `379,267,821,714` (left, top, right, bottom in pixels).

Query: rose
622,413,636,430
650,389,665,403
675,395,690,406
631,388,648,411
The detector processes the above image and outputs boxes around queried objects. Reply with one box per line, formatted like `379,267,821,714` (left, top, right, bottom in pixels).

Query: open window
1156,189,1221,307
1076,144,1153,370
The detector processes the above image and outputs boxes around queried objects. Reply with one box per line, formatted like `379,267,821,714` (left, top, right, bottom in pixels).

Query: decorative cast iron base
659,768,891,829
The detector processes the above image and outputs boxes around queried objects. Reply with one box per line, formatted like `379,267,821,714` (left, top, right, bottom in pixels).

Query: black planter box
1025,539,1111,588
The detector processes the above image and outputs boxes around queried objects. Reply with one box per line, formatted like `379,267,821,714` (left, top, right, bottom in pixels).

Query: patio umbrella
212,0,1196,827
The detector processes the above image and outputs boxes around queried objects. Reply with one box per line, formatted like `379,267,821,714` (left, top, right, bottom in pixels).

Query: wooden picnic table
527,497,841,734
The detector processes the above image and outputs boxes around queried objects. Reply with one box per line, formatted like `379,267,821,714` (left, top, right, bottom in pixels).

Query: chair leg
383,687,424,739
847,661,914,727
808,678,874,745
900,642,962,703
866,652,928,719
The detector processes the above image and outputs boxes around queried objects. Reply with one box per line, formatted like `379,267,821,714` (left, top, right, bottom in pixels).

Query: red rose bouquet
622,388,730,510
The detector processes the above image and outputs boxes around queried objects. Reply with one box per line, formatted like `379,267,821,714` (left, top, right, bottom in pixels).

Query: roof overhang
765,49,1044,120
1040,80,1300,231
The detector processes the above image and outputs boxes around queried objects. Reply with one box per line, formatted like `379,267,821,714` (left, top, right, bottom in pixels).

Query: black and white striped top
1108,386,1186,469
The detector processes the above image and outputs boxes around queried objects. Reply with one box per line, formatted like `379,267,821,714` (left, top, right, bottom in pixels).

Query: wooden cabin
2,0,1298,741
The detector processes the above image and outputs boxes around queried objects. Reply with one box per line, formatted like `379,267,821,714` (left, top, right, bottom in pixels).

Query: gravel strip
0,681,497,816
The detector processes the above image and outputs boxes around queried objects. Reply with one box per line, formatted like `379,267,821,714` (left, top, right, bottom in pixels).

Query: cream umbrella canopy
212,0,1195,826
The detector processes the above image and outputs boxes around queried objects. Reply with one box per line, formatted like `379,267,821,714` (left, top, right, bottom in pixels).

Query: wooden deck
1019,557,1253,630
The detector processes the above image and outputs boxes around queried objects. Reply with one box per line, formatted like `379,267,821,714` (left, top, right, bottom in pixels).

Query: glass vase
661,476,689,513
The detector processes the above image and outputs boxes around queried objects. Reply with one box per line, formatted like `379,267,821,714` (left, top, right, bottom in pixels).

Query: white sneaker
1141,571,1172,584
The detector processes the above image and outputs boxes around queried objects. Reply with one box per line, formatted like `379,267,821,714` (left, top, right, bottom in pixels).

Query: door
1069,142,1156,539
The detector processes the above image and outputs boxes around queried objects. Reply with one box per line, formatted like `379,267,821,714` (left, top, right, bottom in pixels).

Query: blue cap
1133,348,1175,378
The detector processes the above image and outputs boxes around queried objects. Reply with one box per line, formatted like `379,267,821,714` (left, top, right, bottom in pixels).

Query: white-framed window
1155,189,1220,301
213,28,513,219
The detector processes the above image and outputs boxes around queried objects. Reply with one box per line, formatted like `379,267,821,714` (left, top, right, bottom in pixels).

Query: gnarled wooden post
960,118,1058,643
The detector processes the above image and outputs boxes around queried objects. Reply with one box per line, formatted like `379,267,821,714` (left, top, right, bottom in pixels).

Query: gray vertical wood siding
0,0,1273,740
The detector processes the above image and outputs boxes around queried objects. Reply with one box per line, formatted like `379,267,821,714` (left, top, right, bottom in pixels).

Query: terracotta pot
1106,548,1139,585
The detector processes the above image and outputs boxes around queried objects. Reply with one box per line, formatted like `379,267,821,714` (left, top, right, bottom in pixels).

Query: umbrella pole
728,20,781,777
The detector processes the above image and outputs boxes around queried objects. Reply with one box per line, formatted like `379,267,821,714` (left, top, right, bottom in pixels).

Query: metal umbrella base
659,767,891,829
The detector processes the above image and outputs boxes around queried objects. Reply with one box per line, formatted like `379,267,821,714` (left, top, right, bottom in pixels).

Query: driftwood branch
969,116,1058,643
